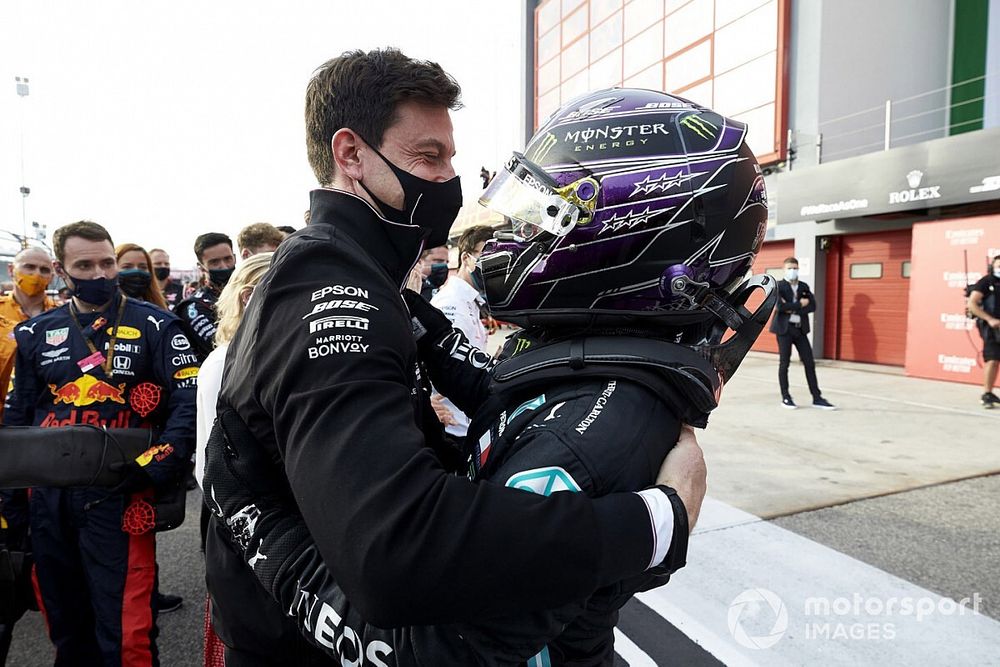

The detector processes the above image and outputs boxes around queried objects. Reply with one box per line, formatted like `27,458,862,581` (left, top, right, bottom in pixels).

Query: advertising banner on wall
905,215,1000,384
776,127,1000,224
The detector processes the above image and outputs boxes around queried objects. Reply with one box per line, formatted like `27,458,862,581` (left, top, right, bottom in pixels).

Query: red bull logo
49,375,127,406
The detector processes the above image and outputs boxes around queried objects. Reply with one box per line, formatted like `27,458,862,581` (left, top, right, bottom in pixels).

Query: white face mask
785,268,799,282
993,267,1000,278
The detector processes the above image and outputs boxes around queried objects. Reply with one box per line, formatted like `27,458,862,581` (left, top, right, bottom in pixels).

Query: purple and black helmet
478,88,768,332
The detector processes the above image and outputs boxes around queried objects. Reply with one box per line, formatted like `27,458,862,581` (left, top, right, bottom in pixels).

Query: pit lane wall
905,215,1000,385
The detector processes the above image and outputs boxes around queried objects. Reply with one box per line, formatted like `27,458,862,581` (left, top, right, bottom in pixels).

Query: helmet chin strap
669,274,745,331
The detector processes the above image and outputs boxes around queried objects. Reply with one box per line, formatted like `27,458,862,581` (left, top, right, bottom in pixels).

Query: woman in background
195,252,272,486
195,251,272,666
116,243,168,309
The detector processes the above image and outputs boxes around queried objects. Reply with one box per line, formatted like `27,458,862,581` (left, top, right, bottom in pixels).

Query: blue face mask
67,273,119,306
993,268,1000,279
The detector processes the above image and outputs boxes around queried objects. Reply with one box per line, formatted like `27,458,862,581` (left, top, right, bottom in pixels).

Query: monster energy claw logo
529,133,558,162
680,114,718,140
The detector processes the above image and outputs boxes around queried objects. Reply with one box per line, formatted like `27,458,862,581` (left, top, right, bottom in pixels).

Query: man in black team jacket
174,233,236,359
203,70,779,666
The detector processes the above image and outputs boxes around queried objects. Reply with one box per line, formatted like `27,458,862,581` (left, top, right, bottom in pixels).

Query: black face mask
208,267,235,289
427,262,449,288
118,269,152,299
153,267,171,281
67,273,119,306
357,139,463,247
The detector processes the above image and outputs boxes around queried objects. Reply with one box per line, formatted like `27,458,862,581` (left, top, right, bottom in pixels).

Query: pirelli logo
308,315,370,334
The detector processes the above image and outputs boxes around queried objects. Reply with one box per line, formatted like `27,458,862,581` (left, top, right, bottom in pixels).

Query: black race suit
203,189,679,665
174,285,219,359
3,294,198,666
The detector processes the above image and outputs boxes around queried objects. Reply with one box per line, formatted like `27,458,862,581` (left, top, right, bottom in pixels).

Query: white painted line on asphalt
612,628,658,667
632,497,1000,666
739,374,1000,420
634,588,761,667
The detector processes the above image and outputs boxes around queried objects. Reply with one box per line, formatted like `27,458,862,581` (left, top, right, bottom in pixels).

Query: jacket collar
309,188,429,288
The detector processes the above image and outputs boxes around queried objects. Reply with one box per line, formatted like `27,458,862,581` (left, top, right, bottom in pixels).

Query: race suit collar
309,188,429,289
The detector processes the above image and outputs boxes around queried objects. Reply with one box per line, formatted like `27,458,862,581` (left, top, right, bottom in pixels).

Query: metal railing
810,72,1000,164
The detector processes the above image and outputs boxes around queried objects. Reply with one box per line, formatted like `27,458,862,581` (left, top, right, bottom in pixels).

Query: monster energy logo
512,337,532,356
528,133,558,162
680,115,718,139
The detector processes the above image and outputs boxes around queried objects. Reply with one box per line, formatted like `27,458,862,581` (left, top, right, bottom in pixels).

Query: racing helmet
478,88,770,338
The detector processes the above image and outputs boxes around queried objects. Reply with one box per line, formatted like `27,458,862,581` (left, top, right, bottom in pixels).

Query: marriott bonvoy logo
889,170,941,205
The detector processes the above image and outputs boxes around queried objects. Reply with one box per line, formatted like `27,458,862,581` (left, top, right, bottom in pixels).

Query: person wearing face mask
150,248,183,307
0,247,56,418
201,50,700,666
966,254,1000,408
769,257,835,410
3,220,197,665
0,247,55,661
430,225,494,440
174,233,236,360
418,244,450,300
116,243,169,310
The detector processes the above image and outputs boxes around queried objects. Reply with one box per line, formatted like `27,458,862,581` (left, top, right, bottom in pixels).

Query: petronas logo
680,115,718,140
528,132,558,162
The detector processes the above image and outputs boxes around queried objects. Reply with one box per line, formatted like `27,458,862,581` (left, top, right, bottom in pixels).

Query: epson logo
309,316,370,334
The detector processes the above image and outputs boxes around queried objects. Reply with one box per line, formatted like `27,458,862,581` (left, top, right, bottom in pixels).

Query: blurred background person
194,251,272,663
236,222,283,259
150,248,184,307
419,244,450,301
116,243,168,309
276,225,297,239
966,254,1000,408
430,225,493,441
0,247,56,662
175,233,235,359
0,247,56,414
195,251,273,489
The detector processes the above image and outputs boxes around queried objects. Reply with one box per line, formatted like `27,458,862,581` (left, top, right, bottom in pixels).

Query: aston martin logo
629,170,703,198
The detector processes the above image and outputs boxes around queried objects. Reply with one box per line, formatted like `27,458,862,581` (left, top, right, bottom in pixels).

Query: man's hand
430,393,457,426
988,317,1000,330
799,297,810,308
655,426,707,531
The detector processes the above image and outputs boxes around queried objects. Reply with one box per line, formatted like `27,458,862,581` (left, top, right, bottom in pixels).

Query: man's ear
241,248,252,260
332,128,365,182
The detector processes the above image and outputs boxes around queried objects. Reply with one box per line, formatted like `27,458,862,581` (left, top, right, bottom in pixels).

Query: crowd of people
0,221,299,665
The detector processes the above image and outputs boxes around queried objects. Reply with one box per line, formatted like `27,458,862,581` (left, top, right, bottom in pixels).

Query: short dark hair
305,48,462,185
784,257,799,265
52,221,114,263
458,225,495,261
276,225,296,235
194,233,233,262
993,254,1000,264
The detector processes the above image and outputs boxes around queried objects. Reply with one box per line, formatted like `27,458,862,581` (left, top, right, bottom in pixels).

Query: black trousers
777,326,821,400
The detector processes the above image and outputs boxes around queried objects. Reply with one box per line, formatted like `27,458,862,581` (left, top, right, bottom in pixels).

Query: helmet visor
479,153,584,241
